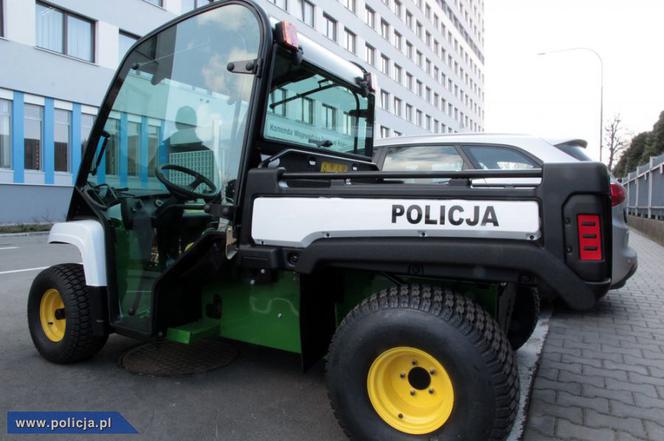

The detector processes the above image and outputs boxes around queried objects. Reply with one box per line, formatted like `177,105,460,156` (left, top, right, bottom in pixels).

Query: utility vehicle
27,2,613,440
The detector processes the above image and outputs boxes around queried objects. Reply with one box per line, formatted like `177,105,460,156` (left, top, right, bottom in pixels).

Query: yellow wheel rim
367,347,454,435
39,289,66,342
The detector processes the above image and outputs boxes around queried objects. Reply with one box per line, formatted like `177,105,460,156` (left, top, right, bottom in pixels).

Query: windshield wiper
309,139,333,148
91,131,110,176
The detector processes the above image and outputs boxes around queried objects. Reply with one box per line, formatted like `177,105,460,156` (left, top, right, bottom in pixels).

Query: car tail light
577,214,602,261
610,183,626,207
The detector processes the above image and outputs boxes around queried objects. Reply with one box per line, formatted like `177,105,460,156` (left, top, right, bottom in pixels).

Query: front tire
327,284,519,441
28,264,108,363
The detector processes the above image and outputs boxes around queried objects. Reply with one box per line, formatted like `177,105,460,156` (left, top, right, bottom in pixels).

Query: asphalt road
0,234,543,441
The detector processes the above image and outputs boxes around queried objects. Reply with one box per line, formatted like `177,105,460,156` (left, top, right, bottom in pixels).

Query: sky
484,0,664,161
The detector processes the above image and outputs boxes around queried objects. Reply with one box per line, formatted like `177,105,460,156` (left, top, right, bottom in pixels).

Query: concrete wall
628,215,664,247
0,184,72,225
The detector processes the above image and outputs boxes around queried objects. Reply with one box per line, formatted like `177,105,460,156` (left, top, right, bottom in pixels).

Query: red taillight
610,183,626,207
577,214,602,261
276,21,300,52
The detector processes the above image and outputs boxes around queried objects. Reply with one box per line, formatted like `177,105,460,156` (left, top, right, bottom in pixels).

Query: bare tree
604,115,628,171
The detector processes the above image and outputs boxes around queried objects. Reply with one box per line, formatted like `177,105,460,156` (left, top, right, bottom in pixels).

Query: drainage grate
119,339,237,377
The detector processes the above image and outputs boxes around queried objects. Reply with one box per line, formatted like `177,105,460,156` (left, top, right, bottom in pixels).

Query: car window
382,145,466,172
464,145,537,170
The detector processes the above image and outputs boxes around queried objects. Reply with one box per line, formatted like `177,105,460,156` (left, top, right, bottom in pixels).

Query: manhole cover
119,339,237,377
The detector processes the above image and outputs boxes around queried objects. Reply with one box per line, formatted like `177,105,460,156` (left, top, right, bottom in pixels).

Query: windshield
86,5,261,198
263,52,373,156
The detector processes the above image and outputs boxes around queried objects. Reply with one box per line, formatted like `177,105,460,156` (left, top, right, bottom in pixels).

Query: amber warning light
277,21,300,52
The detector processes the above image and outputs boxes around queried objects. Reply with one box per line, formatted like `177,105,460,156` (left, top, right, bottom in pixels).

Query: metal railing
622,153,664,219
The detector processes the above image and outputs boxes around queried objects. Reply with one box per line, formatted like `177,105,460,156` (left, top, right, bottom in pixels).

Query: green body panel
335,271,394,324
203,271,303,353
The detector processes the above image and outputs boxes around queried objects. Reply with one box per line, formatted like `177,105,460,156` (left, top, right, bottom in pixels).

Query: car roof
374,133,580,163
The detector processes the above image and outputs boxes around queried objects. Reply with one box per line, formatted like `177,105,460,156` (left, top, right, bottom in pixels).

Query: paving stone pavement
523,230,664,441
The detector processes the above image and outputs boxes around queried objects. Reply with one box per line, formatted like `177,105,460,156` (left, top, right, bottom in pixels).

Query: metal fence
622,153,664,219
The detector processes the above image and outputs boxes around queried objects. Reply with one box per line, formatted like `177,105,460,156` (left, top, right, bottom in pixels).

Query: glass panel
67,15,93,61
83,4,262,334
24,104,43,170
54,109,70,172
127,121,140,176
263,53,372,155
36,3,64,53
0,99,11,169
466,146,537,170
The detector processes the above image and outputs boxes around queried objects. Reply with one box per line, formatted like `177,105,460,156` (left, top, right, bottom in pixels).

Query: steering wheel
155,164,219,201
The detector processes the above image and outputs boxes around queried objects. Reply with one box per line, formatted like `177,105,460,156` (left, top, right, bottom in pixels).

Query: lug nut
429,369,436,375
400,372,406,379
411,360,417,366
429,389,435,394
410,390,416,396
398,413,403,419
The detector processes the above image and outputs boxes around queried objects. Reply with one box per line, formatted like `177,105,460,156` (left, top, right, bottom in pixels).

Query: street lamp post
538,48,605,163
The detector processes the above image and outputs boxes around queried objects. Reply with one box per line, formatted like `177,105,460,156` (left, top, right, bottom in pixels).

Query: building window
301,97,313,124
380,19,389,39
0,99,10,169
406,41,413,60
127,121,139,176
36,2,95,62
393,64,402,84
393,0,402,17
416,50,423,67
426,115,431,131
80,113,95,155
380,90,389,111
344,0,356,13
54,109,70,172
268,0,287,10
380,126,390,138
405,10,413,28
0,0,4,38
297,0,314,26
24,104,43,171
270,88,288,117
365,44,375,66
181,0,208,12
393,31,402,51
365,6,375,28
416,21,423,39
416,109,422,127
119,31,139,62
416,80,423,97
406,72,413,90
405,103,412,122
324,14,337,41
344,28,356,54
393,97,402,117
380,55,389,75
323,104,337,130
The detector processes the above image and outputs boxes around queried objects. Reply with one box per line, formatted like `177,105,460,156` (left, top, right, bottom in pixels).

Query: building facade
0,0,484,224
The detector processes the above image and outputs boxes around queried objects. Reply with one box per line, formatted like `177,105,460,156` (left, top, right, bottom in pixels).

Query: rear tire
327,284,519,441
28,264,108,363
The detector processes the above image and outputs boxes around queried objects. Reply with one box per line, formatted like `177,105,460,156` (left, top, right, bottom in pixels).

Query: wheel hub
39,289,66,342
367,346,454,435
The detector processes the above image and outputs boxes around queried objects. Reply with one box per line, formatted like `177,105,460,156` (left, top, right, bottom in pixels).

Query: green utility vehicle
27,2,613,440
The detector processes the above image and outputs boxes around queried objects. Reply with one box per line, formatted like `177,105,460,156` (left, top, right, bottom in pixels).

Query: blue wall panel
43,98,55,184
11,92,25,183
71,103,82,184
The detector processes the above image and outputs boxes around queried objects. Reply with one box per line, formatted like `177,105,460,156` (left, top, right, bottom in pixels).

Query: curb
0,231,50,238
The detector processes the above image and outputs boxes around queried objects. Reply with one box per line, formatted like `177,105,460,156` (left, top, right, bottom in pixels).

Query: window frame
324,13,337,41
0,98,11,169
118,30,140,62
0,0,4,38
461,144,542,170
36,1,96,62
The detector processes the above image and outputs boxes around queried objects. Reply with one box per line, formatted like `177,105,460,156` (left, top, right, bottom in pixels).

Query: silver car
374,134,638,291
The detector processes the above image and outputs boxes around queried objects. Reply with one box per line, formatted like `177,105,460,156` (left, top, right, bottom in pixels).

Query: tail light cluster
577,215,602,261
610,183,626,207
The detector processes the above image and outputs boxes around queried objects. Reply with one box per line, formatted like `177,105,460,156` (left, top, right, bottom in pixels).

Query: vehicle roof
374,133,581,163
